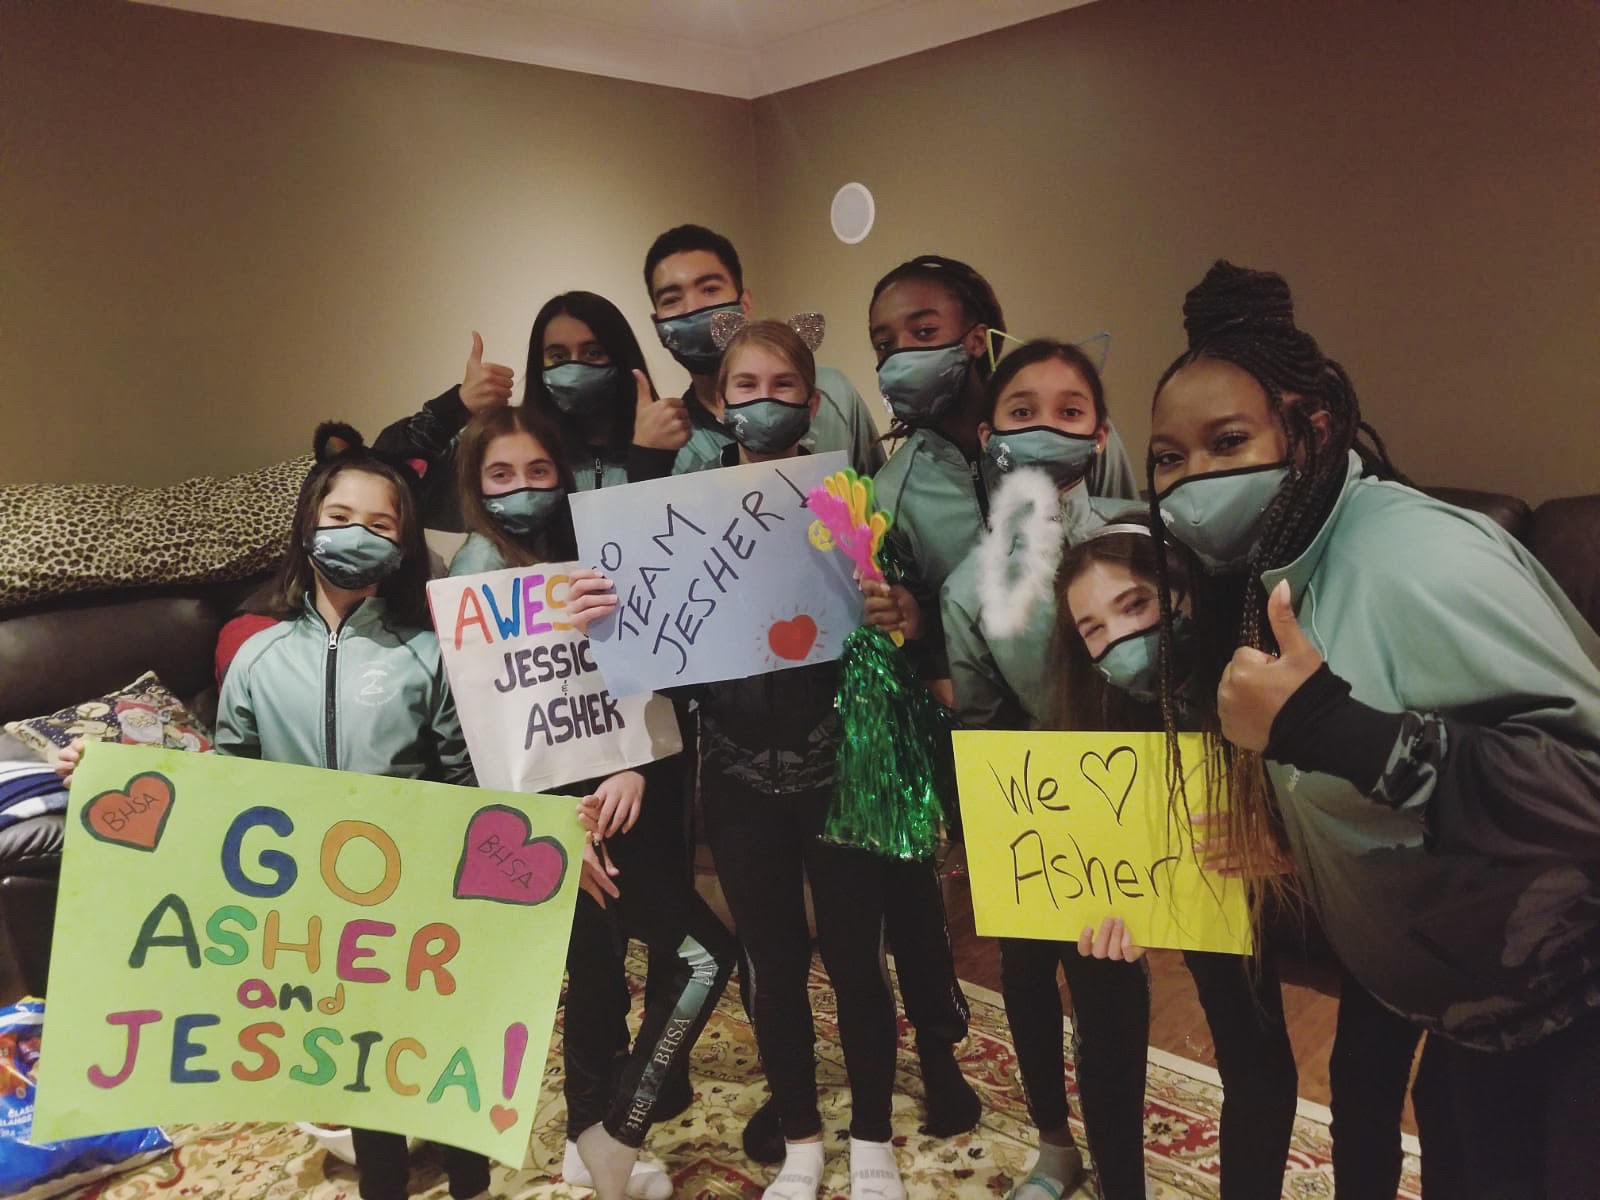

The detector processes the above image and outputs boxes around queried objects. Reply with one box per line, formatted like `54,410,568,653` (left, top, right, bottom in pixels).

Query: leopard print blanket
0,455,314,611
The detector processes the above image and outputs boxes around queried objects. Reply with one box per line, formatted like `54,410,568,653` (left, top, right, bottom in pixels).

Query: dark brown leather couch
0,573,269,1000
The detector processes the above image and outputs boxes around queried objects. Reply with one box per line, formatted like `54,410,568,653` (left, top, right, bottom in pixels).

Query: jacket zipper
969,458,990,523
593,456,604,490
324,626,340,770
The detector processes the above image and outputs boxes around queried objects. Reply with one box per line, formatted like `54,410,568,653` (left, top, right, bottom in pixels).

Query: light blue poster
568,452,862,696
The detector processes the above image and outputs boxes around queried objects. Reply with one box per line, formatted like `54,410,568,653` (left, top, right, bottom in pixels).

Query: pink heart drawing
454,805,568,906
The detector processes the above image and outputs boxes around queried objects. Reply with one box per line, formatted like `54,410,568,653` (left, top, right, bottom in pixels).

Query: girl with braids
1147,260,1600,1199
941,337,1297,1199
450,405,736,1200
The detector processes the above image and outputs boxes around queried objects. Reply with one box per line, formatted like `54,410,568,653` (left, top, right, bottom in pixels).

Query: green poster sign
32,742,582,1163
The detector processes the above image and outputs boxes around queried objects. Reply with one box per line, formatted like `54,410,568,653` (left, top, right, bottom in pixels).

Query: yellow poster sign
953,731,1251,954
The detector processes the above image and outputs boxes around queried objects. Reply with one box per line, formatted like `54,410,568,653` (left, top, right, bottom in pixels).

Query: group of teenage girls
68,222,1598,1200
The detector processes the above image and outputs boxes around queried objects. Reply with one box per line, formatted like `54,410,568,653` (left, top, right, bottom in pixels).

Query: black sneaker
742,1095,785,1164
918,1041,981,1136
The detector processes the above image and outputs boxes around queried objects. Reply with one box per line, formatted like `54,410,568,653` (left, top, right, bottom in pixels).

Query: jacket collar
304,594,387,637
1259,450,1364,605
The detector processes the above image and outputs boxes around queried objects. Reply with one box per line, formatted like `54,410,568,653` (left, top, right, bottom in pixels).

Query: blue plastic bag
0,999,171,1197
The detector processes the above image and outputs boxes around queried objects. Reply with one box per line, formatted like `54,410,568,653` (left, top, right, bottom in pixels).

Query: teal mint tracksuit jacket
877,426,1139,679
1259,452,1600,1051
216,598,473,786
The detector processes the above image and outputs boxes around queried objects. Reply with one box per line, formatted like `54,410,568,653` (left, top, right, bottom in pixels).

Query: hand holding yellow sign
953,730,1251,955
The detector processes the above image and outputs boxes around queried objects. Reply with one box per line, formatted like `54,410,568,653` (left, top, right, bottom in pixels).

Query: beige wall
0,0,759,485
752,0,1600,503
5,1,1597,502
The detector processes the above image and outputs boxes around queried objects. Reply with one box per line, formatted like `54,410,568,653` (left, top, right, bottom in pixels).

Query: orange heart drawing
489,1104,518,1133
82,772,175,852
768,614,818,661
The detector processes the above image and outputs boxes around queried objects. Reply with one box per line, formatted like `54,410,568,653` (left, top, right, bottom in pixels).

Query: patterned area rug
62,954,1420,1199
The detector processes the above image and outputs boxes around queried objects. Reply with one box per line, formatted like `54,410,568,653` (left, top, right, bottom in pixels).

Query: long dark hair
1049,524,1188,733
524,291,655,459
455,404,580,569
1147,261,1404,924
987,338,1107,427
260,454,431,628
870,254,1007,440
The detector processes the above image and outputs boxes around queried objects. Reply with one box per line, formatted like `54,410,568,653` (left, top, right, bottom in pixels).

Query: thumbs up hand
461,331,514,414
630,369,691,451
1218,579,1324,752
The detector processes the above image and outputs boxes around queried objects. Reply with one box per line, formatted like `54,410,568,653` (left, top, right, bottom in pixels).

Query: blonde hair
715,320,817,401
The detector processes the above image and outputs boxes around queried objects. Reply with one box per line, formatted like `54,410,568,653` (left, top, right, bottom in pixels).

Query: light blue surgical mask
876,335,975,426
483,486,565,536
1158,463,1291,572
1093,613,1193,700
981,425,1099,493
725,397,812,455
543,362,621,416
653,302,743,375
307,524,404,590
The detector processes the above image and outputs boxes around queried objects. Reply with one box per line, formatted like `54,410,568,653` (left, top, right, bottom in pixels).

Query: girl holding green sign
1144,260,1600,1198
450,402,736,1200
214,425,491,1200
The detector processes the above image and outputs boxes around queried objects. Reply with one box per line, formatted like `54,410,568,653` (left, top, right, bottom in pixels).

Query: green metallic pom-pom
824,625,956,860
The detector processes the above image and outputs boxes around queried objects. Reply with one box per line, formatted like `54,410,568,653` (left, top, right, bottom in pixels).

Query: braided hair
1146,261,1404,936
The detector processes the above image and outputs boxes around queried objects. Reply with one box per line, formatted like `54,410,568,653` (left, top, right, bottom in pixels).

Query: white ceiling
134,0,1094,99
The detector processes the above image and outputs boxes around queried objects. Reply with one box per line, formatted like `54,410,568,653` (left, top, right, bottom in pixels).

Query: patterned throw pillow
3,671,214,764
0,454,313,612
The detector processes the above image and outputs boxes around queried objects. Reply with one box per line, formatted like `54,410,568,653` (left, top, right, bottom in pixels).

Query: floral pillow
3,671,214,764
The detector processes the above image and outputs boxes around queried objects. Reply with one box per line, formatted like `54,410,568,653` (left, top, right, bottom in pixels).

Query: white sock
848,1137,904,1200
563,1140,673,1200
575,1124,639,1200
762,1139,825,1200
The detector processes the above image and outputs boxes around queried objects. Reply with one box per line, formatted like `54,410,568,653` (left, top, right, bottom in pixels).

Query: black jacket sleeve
374,385,470,531
626,443,678,483
1269,664,1600,860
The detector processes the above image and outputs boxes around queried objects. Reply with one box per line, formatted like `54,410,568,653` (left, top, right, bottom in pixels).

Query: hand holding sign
1218,580,1324,752
462,331,514,414
578,838,621,909
565,568,618,636
631,369,691,451
584,769,644,839
1191,811,1297,879
1077,915,1145,963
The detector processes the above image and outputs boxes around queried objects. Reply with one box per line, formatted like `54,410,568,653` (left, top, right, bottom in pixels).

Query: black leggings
1000,937,1150,1200
1000,944,1296,1200
1428,1005,1600,1200
562,760,736,1148
883,856,971,1047
702,780,899,1142
1329,973,1458,1199
349,1132,488,1200
1183,950,1298,1200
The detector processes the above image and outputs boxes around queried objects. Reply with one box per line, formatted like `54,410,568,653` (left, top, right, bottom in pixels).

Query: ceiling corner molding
134,0,759,98
750,0,1096,97
133,0,1094,100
